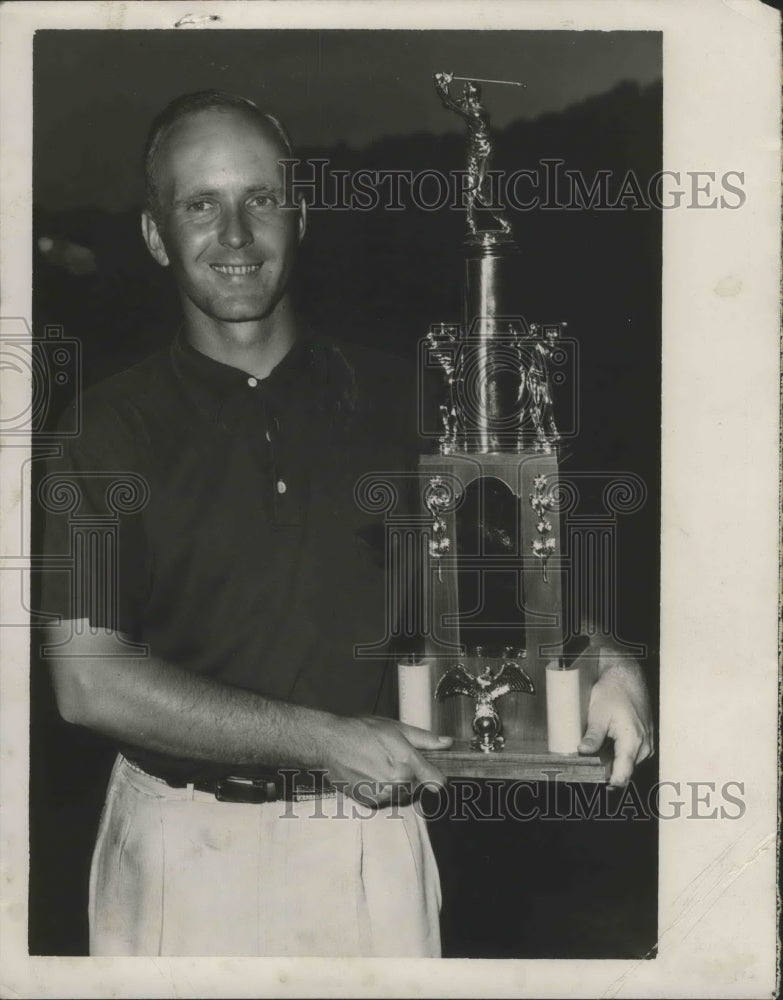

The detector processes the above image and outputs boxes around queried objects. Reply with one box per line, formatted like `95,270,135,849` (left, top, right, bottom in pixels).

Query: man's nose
218,206,253,250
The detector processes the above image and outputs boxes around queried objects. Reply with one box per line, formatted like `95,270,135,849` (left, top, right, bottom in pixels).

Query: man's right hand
44,622,454,805
322,716,453,808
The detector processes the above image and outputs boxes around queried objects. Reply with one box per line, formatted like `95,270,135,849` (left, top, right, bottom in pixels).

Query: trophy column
419,450,564,747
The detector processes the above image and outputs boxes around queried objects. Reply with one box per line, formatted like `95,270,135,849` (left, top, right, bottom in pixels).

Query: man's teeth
211,264,261,275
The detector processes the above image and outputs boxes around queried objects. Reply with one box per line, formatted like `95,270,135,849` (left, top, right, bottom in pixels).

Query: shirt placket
246,376,306,528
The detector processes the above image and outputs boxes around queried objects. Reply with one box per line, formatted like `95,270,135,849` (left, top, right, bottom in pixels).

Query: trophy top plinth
463,230,519,254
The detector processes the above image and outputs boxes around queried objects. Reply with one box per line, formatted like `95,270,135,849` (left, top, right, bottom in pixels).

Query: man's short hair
143,90,294,218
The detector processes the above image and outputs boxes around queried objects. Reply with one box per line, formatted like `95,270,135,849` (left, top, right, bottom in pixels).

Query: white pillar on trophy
397,657,434,731
545,660,588,754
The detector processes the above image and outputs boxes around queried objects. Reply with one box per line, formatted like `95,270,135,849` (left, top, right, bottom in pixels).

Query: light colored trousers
89,755,442,956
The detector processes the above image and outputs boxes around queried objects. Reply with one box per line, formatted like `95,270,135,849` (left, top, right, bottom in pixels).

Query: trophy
407,72,606,781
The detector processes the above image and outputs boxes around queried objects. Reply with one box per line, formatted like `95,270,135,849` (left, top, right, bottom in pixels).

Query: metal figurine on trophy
404,72,607,781
433,71,513,241
435,647,534,753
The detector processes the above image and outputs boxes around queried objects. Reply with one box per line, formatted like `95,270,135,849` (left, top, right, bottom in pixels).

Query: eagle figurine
435,658,536,752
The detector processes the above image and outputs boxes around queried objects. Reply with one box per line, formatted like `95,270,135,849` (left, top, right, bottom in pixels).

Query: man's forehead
157,107,288,186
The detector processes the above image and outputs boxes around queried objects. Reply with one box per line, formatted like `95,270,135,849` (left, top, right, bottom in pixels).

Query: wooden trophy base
421,738,609,783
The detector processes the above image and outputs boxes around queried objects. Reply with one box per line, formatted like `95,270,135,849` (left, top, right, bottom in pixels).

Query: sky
34,29,661,212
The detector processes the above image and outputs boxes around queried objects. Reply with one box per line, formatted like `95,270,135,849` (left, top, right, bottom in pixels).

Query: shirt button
247,376,258,388
276,479,287,495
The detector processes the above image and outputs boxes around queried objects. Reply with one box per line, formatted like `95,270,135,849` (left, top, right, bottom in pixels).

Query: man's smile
210,263,263,277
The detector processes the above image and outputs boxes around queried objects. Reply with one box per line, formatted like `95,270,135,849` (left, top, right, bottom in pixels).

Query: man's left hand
578,649,655,787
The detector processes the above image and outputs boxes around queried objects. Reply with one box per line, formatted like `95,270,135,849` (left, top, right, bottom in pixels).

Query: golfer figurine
434,71,512,238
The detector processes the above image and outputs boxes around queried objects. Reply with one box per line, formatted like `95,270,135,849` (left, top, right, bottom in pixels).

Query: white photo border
1,1,779,997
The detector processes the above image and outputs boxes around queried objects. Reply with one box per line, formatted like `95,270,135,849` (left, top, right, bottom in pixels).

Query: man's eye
249,194,278,209
187,200,214,213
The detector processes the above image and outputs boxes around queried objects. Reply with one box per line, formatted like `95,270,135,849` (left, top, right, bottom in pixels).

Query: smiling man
39,90,652,957
41,92,450,957
141,98,301,360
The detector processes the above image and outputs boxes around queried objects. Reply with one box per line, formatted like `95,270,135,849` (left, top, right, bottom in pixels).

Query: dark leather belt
127,759,336,804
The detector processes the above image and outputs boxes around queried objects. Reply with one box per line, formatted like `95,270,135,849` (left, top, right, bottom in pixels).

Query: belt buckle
214,776,278,804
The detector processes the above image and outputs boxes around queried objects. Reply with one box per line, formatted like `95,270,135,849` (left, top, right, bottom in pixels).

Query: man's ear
296,196,307,244
141,210,170,267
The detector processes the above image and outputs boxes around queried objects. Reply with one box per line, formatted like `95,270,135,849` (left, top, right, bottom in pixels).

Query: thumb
397,721,453,750
578,720,608,755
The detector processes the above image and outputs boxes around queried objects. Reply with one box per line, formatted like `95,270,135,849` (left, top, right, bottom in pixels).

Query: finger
635,738,654,763
578,719,608,755
407,746,448,790
609,730,642,787
360,777,413,809
346,779,386,810
349,775,420,809
396,721,453,751
579,687,610,754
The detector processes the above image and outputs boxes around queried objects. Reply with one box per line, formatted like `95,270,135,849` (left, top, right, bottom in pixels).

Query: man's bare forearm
44,621,336,769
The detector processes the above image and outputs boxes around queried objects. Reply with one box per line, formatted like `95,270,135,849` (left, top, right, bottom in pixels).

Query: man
40,91,653,957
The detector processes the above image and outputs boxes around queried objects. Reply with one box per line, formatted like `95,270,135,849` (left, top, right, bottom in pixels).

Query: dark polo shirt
39,332,422,778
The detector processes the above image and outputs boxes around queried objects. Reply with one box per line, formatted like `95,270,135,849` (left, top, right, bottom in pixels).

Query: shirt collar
170,329,322,420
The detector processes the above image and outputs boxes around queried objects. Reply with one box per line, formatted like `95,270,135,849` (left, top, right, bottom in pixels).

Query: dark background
30,29,661,958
